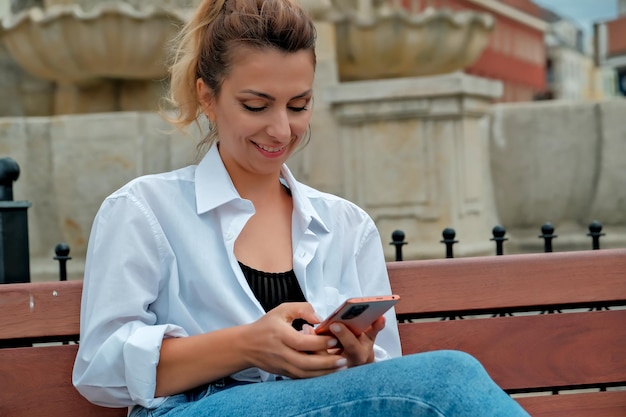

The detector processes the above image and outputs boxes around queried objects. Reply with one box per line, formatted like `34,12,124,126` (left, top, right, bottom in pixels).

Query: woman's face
198,47,315,179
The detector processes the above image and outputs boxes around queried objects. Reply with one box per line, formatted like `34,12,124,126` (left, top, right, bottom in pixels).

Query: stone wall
490,98,626,253
0,112,197,279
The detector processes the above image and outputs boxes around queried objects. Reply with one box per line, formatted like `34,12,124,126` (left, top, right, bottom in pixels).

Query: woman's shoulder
106,165,198,203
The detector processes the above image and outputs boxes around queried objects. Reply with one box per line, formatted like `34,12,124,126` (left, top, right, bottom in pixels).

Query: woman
73,1,530,416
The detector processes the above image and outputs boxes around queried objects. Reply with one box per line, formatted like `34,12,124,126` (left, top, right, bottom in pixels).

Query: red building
400,0,548,102
595,13,626,96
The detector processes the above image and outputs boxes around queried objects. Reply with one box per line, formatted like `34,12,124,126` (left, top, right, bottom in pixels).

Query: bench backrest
388,248,626,417
0,280,126,417
1,249,625,417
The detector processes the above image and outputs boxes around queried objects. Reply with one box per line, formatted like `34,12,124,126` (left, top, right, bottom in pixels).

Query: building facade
539,6,597,101
594,6,626,97
401,0,548,102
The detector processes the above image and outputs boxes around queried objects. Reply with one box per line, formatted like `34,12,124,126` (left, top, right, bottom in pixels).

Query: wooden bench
1,248,625,417
390,248,626,417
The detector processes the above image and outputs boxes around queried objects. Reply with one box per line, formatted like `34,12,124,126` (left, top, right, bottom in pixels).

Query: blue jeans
131,350,530,417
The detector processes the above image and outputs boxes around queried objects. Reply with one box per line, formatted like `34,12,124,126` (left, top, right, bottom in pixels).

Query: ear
196,78,215,121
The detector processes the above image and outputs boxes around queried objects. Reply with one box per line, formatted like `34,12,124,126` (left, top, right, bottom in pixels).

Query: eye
288,98,311,112
243,104,266,113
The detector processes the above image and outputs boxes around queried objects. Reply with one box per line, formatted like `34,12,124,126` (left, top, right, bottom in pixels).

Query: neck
234,174,284,204
217,145,286,203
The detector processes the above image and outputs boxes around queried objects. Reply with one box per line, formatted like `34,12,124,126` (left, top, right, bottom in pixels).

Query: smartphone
315,295,400,336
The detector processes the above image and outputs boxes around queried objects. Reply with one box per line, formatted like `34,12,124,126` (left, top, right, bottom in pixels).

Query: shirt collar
279,164,330,234
195,144,240,214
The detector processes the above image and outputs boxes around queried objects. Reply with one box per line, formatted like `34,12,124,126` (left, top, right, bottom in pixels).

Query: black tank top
238,261,306,312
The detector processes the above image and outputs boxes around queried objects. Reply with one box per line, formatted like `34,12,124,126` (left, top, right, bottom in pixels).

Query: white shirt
72,145,401,409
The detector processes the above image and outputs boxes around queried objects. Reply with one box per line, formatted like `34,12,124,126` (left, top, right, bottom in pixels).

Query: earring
204,114,214,131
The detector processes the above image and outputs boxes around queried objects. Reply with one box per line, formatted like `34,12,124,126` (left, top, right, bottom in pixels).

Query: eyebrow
239,89,313,101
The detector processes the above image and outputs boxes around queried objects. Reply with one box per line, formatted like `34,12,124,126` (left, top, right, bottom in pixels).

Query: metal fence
389,221,607,262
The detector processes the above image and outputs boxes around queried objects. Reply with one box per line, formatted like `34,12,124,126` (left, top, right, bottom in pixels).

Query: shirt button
300,252,306,258
225,232,234,240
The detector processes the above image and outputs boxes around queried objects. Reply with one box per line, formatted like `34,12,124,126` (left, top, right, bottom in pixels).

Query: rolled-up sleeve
73,193,185,408
124,324,188,407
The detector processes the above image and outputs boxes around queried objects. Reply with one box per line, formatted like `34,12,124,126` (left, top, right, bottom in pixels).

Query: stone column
325,73,502,260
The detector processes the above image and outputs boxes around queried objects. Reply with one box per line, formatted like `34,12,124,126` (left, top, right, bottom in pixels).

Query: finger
328,323,359,352
274,345,342,372
364,316,386,341
281,319,339,353
280,351,348,379
273,302,322,325
299,324,335,355
288,331,339,353
301,323,313,335
302,324,341,352
329,322,376,366
327,347,343,355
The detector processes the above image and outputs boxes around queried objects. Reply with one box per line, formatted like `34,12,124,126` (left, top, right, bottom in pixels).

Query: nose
265,109,292,142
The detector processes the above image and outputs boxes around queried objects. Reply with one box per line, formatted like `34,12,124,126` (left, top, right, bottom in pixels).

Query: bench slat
0,280,83,340
516,391,626,417
0,344,127,417
399,309,626,391
389,249,626,316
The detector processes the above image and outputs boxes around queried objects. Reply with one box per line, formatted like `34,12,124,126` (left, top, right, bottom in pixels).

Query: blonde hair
164,0,317,155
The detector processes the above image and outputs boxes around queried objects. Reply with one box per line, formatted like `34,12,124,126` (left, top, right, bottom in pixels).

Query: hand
328,316,386,367
244,303,347,379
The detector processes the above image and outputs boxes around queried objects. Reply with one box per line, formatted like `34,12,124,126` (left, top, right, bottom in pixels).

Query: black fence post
54,243,71,281
587,221,605,250
538,223,557,253
490,225,507,256
389,230,407,261
0,157,31,284
441,228,457,259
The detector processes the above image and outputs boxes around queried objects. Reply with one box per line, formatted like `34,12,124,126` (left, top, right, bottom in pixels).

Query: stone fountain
1,1,188,114
329,0,494,81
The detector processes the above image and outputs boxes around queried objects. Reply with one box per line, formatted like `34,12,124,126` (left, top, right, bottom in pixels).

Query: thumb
278,302,322,325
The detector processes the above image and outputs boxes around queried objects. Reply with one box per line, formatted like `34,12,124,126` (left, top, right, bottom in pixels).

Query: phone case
315,295,400,336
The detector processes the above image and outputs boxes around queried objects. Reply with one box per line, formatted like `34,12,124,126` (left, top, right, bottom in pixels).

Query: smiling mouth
253,142,288,153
